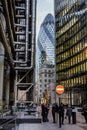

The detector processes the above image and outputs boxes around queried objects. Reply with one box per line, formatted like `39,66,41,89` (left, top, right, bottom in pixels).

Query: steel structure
0,0,36,107
14,0,36,104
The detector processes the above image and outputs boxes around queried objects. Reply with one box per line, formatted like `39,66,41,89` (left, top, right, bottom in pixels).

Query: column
0,42,4,109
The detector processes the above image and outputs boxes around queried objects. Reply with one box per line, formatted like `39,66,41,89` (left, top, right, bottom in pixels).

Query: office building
38,61,55,104
55,0,87,105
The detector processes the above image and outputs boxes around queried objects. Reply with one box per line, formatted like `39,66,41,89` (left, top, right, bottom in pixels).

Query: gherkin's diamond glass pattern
37,13,55,67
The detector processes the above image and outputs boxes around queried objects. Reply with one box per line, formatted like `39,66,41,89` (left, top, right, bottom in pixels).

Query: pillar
0,42,4,110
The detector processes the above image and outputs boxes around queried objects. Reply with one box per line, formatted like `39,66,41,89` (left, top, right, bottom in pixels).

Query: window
45,79,47,82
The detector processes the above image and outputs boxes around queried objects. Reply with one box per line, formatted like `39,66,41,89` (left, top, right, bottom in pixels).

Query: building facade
36,13,55,104
37,61,56,104
37,13,55,67
0,0,36,110
55,0,87,106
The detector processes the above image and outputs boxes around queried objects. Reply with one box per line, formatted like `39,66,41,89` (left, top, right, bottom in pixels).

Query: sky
36,0,54,39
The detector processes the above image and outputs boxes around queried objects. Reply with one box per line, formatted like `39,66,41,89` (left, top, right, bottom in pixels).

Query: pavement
3,107,87,130
17,120,87,130
15,106,87,130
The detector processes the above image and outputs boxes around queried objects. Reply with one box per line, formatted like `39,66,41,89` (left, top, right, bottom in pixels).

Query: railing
0,116,17,130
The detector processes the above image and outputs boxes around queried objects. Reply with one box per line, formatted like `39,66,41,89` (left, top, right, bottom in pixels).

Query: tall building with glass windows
55,0,87,106
37,13,55,67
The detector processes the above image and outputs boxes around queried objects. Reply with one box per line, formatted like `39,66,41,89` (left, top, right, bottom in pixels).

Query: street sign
56,85,64,94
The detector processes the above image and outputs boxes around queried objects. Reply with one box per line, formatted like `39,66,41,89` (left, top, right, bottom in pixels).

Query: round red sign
56,85,64,94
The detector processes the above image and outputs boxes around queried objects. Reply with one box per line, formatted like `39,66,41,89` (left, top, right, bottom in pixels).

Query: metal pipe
14,0,36,70
7,0,15,36
15,6,25,10
16,15,25,18
15,66,32,70
17,83,33,85
30,0,36,67
15,31,25,35
0,17,14,70
14,23,26,27
14,42,25,45
15,49,31,52
1,0,15,55
15,50,24,52
14,60,25,64
25,0,29,62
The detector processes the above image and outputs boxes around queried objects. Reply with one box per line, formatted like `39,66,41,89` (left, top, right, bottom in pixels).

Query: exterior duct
25,0,29,62
1,0,15,55
0,17,14,70
7,0,15,36
14,0,34,69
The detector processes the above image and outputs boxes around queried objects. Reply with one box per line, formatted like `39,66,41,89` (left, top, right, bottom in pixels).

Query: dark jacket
58,103,64,116
52,103,58,114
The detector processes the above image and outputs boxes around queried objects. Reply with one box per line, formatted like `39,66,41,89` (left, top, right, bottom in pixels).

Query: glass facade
37,13,55,67
55,0,87,105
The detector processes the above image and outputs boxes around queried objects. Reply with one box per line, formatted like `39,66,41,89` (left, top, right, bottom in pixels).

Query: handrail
0,116,16,129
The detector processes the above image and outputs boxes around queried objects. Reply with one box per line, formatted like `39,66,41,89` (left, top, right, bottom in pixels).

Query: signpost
56,85,64,94
56,85,64,128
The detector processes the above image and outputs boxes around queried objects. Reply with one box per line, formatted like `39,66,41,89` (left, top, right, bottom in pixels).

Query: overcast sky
36,0,54,39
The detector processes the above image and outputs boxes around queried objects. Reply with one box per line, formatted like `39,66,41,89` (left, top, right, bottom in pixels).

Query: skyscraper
37,13,55,68
55,0,87,105
36,13,55,104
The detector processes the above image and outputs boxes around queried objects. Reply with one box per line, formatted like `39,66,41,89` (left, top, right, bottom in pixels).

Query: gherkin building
37,13,55,68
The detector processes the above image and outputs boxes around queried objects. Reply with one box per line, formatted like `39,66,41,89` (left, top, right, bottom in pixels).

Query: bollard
72,112,76,124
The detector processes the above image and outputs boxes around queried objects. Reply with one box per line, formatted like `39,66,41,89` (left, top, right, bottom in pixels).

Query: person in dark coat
45,104,49,122
82,104,87,123
58,103,65,127
66,104,72,124
52,103,58,123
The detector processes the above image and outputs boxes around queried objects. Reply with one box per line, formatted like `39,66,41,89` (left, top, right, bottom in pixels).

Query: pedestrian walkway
17,121,87,130
17,106,87,130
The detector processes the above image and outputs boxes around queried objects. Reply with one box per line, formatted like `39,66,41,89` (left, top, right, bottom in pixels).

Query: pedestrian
66,104,72,124
58,103,65,127
82,104,87,123
41,104,46,122
45,104,49,122
36,104,41,117
52,103,58,123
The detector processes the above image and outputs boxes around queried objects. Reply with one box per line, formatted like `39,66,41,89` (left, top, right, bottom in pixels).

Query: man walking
52,103,58,123
58,103,64,127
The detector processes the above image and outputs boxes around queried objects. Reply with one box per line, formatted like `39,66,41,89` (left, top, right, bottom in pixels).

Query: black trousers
52,113,55,123
59,114,64,128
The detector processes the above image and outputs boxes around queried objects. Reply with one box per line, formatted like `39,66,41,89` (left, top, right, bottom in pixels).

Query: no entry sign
56,85,64,94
